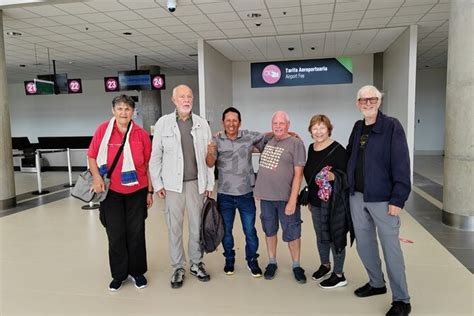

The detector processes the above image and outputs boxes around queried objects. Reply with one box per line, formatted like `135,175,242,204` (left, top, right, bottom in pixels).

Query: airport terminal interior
0,0,473,315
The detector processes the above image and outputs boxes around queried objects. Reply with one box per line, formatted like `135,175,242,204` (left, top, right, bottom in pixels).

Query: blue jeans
310,204,346,274
217,192,259,262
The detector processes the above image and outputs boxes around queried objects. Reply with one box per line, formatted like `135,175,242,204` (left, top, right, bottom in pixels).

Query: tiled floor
1,157,473,315
411,155,474,273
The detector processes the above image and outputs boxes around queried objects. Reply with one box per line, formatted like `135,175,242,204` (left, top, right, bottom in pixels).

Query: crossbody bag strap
106,121,132,179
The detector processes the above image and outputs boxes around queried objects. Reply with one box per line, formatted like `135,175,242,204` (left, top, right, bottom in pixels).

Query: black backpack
200,197,224,253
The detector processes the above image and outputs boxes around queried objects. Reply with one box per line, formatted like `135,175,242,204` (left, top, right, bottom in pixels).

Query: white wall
160,75,199,115
230,55,373,148
198,40,233,131
415,67,446,155
8,75,198,166
8,75,198,142
383,25,417,174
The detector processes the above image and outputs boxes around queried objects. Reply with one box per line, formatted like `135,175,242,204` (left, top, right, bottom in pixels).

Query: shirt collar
221,130,242,140
175,110,193,123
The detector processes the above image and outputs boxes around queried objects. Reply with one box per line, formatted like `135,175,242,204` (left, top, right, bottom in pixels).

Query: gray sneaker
171,268,185,289
190,262,211,282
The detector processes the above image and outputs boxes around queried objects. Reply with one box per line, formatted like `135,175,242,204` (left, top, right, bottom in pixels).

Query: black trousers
100,188,148,281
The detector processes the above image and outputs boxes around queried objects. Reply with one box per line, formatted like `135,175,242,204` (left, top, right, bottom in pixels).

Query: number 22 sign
67,79,83,94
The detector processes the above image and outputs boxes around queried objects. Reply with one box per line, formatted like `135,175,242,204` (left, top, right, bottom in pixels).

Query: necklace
314,138,333,151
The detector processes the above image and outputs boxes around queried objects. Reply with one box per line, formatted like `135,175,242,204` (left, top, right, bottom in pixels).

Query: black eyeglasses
357,97,379,105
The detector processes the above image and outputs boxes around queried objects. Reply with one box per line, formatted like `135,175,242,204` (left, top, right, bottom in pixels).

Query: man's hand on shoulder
288,131,301,139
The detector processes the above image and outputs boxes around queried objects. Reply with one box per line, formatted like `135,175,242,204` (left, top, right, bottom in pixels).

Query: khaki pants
164,180,204,270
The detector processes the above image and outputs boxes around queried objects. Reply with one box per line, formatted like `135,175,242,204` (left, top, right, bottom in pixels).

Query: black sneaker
108,279,123,291
190,262,211,282
171,268,185,289
247,259,263,278
319,272,347,289
130,275,147,289
354,282,387,297
224,259,235,275
293,267,307,284
386,301,411,316
312,264,331,281
264,263,278,280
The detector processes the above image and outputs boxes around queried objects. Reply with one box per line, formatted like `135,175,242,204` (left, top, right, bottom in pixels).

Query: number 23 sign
104,77,120,92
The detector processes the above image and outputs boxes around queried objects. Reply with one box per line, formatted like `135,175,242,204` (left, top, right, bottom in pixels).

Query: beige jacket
149,111,214,194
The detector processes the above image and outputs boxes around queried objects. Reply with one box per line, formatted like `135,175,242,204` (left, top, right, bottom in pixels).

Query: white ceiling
1,0,451,83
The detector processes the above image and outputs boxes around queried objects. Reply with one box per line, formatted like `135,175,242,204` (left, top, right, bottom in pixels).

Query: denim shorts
260,200,302,242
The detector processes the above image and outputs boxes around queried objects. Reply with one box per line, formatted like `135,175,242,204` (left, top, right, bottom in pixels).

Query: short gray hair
357,85,383,100
112,94,135,108
172,84,193,98
271,110,290,123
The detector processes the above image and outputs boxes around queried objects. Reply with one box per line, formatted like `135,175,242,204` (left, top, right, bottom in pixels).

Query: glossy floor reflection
1,156,473,315
1,192,473,315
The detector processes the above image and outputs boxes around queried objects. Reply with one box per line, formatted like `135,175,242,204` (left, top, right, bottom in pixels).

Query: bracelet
148,191,154,194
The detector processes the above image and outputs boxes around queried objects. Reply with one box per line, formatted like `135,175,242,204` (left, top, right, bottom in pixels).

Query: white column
442,0,474,230
0,10,16,210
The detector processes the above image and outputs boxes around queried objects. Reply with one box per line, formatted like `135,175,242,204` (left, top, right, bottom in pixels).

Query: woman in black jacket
303,114,349,289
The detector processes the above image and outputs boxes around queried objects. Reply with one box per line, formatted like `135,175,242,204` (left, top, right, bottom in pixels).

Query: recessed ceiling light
19,64,26,67
247,13,262,18
311,47,315,50
188,53,198,57
288,47,294,51
6,31,22,36
123,32,132,35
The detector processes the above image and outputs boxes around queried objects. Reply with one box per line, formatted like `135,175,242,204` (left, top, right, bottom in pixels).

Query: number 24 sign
151,74,165,90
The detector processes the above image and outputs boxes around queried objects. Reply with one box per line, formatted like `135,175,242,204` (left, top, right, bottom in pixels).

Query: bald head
172,84,194,118
272,111,290,140
172,84,193,98
272,111,290,124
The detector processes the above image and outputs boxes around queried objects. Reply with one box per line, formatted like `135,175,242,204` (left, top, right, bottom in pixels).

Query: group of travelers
87,84,412,316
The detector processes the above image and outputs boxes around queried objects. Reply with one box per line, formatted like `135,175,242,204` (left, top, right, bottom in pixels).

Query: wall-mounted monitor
118,70,151,91
37,73,68,94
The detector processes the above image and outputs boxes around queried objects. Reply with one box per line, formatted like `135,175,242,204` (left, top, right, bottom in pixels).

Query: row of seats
12,136,93,151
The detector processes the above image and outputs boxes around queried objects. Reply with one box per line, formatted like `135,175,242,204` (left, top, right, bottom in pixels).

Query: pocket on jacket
162,135,176,150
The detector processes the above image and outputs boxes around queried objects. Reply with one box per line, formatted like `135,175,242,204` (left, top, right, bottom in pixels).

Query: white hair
357,85,383,100
172,84,192,98
271,110,290,123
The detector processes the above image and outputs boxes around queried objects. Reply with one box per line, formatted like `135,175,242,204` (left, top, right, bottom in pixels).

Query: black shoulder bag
298,144,340,206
